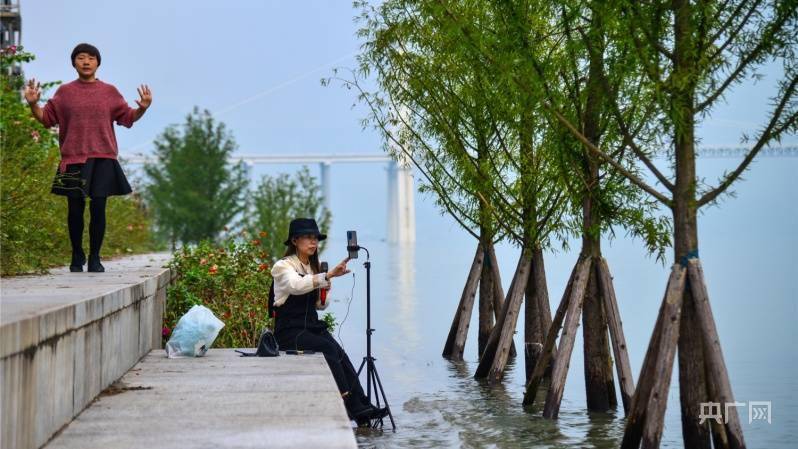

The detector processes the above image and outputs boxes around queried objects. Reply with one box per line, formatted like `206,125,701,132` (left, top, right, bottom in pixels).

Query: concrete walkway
44,349,358,449
1,253,172,327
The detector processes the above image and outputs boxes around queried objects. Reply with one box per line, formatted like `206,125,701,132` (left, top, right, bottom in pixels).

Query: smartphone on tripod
347,231,359,259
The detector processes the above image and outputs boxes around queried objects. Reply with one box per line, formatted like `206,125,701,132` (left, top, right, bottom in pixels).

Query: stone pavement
43,349,357,449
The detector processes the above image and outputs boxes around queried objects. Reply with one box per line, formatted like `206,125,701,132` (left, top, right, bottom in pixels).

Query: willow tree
344,0,514,362
540,1,797,447
519,0,671,417
426,0,671,418
345,0,569,380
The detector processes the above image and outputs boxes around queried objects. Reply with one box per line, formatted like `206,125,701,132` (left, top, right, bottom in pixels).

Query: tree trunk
525,246,551,383
442,243,483,360
583,259,616,411
579,7,617,412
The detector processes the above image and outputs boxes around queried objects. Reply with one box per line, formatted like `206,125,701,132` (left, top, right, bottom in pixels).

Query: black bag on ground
235,329,279,357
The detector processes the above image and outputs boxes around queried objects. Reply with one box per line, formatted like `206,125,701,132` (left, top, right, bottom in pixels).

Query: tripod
352,247,396,430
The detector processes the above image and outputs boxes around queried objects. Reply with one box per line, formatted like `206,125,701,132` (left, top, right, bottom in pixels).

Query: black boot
70,249,86,272
344,394,376,423
87,254,104,273
345,394,389,426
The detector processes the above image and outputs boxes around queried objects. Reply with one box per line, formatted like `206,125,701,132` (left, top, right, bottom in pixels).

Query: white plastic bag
165,305,225,358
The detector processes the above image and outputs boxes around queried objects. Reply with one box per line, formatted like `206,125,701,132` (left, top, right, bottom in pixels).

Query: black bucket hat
283,218,327,245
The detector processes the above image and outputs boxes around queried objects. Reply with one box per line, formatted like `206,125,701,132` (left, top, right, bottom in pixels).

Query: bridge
124,153,417,243
123,145,797,244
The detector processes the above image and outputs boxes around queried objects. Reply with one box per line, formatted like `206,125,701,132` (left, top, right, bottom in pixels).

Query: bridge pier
320,161,332,212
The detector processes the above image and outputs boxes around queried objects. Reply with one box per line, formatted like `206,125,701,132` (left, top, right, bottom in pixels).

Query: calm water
139,156,798,447
311,157,797,448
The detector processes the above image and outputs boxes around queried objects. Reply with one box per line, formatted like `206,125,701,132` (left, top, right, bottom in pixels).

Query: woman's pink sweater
41,79,137,172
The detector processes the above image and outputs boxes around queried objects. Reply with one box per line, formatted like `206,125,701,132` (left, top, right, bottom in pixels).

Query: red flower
222,311,231,320
259,231,268,238
257,263,269,272
208,264,218,275
30,130,40,142
199,258,207,266
162,326,171,338
251,239,261,246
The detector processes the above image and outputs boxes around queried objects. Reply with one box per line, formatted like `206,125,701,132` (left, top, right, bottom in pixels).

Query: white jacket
270,254,330,310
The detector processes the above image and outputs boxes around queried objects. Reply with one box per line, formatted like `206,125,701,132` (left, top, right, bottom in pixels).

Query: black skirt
51,158,133,198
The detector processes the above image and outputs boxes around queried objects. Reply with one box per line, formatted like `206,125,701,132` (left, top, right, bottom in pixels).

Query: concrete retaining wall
0,254,173,449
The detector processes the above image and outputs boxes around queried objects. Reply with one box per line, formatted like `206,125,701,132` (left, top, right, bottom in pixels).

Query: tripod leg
357,357,366,376
370,362,397,430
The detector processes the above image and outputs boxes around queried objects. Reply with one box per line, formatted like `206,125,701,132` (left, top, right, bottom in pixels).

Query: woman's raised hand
24,79,41,105
326,257,351,279
135,84,152,109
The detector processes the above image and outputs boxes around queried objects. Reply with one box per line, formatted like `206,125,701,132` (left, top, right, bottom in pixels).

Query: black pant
276,326,369,404
67,196,106,257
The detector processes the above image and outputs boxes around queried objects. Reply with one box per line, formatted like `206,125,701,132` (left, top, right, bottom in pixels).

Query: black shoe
354,405,389,427
367,405,389,420
87,255,105,272
70,249,86,272
345,395,373,420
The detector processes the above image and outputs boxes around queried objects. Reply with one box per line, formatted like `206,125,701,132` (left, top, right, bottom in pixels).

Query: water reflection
390,242,420,351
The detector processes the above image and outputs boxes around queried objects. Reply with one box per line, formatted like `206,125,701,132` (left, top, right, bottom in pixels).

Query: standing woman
24,43,151,272
271,218,389,425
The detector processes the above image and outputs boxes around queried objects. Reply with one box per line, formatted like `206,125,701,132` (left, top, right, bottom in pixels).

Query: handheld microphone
319,261,329,305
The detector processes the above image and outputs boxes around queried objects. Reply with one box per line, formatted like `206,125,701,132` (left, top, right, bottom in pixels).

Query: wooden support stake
479,245,495,356
706,361,732,449
487,243,516,357
688,260,746,449
486,254,532,382
542,258,592,418
597,258,635,415
639,265,687,449
442,243,484,360
621,265,682,449
678,283,711,448
522,259,580,406
475,250,530,380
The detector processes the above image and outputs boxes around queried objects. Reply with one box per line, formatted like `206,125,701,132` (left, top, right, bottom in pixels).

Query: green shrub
0,46,159,275
164,231,337,348
165,232,274,348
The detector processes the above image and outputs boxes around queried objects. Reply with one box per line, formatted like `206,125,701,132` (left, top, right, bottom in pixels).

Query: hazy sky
20,0,796,160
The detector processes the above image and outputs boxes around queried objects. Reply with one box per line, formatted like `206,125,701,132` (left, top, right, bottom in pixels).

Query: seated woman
270,218,388,425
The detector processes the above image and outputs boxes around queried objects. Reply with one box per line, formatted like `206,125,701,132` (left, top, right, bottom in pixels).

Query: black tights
67,196,107,257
